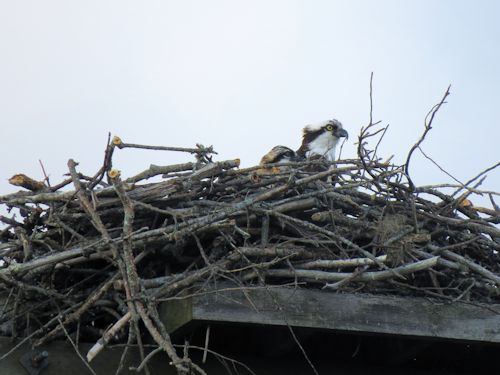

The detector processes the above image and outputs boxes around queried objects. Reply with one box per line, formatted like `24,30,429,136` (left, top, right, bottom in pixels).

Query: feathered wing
296,124,324,159
296,138,309,159
259,145,296,165
257,145,299,176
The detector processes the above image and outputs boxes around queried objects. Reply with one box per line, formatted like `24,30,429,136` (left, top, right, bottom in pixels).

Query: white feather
305,131,338,161
303,120,331,133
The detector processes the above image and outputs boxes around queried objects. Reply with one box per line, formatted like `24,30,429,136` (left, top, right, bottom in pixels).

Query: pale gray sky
0,1,498,204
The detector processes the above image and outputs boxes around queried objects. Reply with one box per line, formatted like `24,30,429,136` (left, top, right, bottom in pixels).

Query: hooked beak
335,128,349,139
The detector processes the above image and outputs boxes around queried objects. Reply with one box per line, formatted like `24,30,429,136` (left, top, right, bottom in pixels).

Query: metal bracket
19,350,49,375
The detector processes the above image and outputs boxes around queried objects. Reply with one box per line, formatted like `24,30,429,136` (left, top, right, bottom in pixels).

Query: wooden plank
161,286,500,343
158,293,193,333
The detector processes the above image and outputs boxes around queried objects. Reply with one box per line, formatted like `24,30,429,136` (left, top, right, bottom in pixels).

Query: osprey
257,145,301,176
296,119,348,162
259,145,300,166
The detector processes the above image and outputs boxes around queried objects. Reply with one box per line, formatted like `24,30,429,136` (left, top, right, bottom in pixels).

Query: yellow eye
325,124,334,131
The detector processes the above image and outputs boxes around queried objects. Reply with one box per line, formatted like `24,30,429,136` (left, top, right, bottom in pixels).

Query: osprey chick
296,119,348,162
259,145,300,166
257,145,301,176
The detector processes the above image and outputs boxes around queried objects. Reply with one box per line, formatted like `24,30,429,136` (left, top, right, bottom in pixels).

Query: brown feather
296,127,325,157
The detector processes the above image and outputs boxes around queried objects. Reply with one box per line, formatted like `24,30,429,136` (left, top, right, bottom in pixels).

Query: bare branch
404,85,451,189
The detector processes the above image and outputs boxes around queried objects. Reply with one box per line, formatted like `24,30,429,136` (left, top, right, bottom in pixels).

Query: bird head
323,119,349,139
297,119,348,161
259,145,301,165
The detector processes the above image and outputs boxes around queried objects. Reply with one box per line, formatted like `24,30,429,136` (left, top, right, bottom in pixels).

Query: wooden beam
160,286,500,343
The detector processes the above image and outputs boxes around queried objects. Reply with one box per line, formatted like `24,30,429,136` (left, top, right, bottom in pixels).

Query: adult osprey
296,119,348,162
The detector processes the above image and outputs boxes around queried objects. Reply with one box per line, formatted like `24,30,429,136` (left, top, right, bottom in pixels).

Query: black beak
335,128,349,139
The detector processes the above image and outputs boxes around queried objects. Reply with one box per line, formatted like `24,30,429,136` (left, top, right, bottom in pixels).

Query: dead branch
404,85,451,189
1,124,499,374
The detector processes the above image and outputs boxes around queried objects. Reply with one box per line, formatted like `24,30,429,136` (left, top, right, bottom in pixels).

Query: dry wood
1,132,499,374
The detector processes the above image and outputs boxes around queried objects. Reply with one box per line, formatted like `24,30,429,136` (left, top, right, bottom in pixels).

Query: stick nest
0,135,499,372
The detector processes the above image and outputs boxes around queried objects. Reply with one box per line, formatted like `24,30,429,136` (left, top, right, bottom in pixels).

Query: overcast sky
0,1,498,206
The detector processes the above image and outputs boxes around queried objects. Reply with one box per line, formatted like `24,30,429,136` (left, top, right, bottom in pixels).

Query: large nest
1,112,499,372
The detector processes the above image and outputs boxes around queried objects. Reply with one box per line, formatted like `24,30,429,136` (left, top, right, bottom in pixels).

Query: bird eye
325,124,334,131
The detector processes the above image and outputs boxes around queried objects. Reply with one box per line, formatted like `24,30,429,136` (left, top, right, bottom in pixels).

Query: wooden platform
2,288,500,374
160,286,500,343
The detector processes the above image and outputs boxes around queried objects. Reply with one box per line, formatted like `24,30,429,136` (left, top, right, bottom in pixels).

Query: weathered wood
2,137,500,372
159,295,193,334
161,287,500,343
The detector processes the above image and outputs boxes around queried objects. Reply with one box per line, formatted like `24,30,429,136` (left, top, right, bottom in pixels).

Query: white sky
0,1,498,205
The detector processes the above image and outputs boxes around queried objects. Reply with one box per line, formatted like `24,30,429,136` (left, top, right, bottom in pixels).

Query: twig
202,325,210,364
86,311,132,362
404,85,451,190
297,255,387,269
38,159,51,188
134,347,162,373
417,146,465,187
266,257,439,283
58,318,98,375
452,162,500,198
114,138,217,156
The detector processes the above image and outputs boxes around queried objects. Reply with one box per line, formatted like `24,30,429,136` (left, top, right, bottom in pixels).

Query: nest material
0,137,499,372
